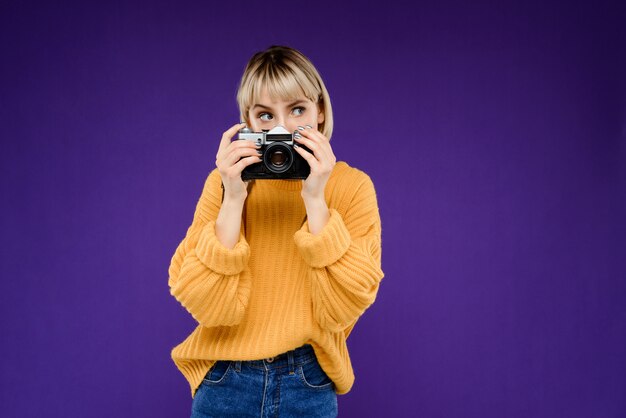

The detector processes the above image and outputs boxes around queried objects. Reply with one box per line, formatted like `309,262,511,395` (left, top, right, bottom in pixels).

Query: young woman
168,45,384,418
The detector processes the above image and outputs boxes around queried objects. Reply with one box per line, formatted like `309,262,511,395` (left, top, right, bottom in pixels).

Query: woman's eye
257,107,304,122
259,113,273,122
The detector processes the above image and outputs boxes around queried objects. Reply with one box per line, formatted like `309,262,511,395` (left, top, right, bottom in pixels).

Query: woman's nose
271,116,298,132
277,121,298,133
270,115,284,127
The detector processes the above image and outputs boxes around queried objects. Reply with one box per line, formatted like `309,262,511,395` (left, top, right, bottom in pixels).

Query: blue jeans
191,343,338,417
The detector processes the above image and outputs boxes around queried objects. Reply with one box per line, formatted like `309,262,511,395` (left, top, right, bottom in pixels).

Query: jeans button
266,357,274,363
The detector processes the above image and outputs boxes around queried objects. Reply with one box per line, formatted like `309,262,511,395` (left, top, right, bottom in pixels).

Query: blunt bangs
243,63,320,114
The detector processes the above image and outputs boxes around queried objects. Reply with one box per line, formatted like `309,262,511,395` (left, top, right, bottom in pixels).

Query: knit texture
168,161,384,399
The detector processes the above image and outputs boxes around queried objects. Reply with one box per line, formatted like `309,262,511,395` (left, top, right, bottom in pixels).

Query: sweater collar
260,179,303,191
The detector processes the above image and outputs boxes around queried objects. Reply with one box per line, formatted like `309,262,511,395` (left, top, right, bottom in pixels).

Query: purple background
1,1,625,417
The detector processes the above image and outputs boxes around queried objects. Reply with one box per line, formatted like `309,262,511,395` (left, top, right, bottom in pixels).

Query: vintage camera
238,125,311,180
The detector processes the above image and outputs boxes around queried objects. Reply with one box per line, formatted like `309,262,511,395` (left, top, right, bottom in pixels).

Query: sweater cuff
293,208,351,268
195,221,250,275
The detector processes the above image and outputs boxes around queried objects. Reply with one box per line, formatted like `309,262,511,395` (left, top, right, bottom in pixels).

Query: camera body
238,125,311,180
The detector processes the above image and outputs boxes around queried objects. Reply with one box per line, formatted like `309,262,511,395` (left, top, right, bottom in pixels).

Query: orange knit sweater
168,161,384,399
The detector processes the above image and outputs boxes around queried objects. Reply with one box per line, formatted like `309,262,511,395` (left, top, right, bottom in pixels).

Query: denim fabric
190,343,338,417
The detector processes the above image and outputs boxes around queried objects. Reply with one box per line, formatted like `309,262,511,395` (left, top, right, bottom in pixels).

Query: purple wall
1,1,624,417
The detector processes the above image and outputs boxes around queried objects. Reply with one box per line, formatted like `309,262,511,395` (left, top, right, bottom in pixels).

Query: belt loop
234,360,241,372
288,350,295,375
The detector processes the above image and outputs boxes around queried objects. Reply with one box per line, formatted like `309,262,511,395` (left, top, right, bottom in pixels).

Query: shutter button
266,357,274,363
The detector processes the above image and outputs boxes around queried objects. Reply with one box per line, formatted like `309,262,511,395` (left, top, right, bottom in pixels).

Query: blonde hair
236,45,334,140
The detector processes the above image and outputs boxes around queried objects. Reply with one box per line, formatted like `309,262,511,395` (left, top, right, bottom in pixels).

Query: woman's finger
231,154,263,174
221,140,259,166
220,144,261,170
294,130,324,161
294,143,320,171
216,122,247,162
306,128,336,165
295,127,333,164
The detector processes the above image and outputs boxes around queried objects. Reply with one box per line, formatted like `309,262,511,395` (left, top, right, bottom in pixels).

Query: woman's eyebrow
251,99,308,111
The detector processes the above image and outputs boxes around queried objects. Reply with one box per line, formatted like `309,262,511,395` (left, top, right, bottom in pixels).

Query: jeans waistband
230,343,317,373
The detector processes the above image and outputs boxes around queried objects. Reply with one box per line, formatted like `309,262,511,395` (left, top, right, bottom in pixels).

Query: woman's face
247,87,324,134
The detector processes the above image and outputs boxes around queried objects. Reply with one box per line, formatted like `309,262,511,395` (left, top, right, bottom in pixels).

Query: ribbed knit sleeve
195,222,249,275
293,173,384,333
292,209,351,267
167,169,252,327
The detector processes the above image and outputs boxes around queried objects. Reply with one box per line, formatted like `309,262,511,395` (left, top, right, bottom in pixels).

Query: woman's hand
293,125,336,234
293,125,336,200
215,122,262,202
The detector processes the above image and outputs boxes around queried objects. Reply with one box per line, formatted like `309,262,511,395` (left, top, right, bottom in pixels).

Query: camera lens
264,142,293,173
270,150,286,166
